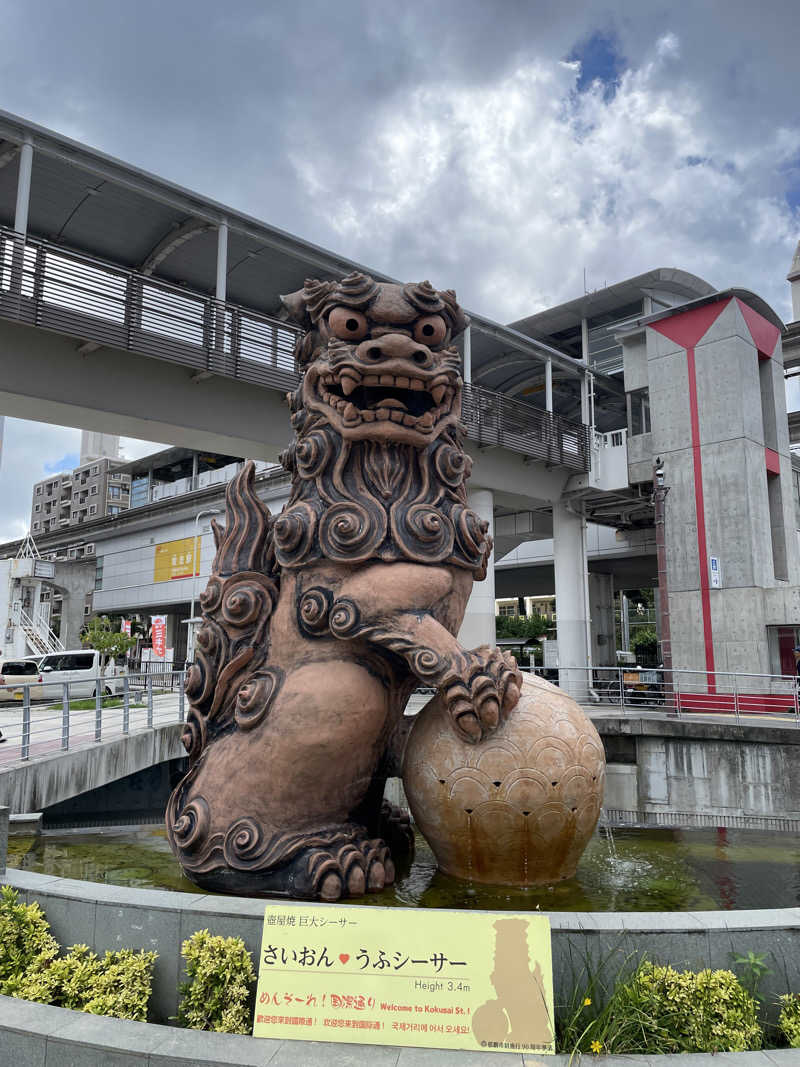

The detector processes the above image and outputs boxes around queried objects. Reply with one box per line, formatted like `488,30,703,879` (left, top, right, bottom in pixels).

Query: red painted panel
765,448,781,475
650,299,730,349
736,298,780,358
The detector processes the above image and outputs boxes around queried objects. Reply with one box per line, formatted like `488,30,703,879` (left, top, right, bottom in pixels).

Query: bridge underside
0,317,574,507
0,722,184,813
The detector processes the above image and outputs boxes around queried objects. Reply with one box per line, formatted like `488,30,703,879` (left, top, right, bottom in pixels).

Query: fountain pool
8,823,800,911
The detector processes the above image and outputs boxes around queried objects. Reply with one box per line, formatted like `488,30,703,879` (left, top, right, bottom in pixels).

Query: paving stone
0,1029,46,1067
93,900,182,1023
35,890,96,948
396,1046,522,1064
148,1029,283,1066
44,1034,147,1067
267,1038,401,1066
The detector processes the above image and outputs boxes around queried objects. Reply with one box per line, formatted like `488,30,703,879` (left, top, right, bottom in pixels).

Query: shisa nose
355,333,433,370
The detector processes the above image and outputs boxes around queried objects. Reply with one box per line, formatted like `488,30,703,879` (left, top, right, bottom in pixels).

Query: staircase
20,607,64,657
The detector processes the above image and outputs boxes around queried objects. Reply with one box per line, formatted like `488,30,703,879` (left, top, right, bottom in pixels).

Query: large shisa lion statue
167,273,604,900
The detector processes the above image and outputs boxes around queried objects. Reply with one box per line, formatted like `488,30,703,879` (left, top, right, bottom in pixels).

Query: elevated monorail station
0,107,798,684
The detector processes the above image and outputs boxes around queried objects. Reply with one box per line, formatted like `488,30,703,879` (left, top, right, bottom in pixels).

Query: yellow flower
584,997,592,1006
590,1039,603,1053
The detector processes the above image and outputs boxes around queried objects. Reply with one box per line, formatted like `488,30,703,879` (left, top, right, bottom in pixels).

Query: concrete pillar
457,488,495,649
462,325,472,384
589,573,615,667
0,806,8,876
553,501,590,698
13,138,33,235
215,221,228,301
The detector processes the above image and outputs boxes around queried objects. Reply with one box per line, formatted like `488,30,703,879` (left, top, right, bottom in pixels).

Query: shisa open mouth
307,363,459,437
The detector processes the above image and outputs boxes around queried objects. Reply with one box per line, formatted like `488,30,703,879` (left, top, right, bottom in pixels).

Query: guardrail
0,225,590,472
461,382,590,471
0,672,186,764
525,665,800,723
0,226,301,393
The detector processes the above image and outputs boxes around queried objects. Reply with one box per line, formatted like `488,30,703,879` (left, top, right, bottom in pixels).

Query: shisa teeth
431,385,447,405
320,369,448,394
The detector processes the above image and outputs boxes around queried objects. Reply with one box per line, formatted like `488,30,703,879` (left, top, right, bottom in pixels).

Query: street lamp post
187,508,220,664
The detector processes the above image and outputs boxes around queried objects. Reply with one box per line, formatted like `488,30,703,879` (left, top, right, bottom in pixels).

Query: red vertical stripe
686,345,716,690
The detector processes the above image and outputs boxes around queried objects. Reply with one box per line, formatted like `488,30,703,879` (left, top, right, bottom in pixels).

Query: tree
495,614,551,641
630,626,659,663
80,616,137,660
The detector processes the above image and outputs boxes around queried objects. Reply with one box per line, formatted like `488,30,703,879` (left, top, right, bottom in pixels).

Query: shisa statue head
281,272,468,448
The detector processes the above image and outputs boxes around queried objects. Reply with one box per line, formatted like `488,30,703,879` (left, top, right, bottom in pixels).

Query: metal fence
0,226,302,393
0,672,186,763
461,382,590,471
525,665,800,723
0,224,590,472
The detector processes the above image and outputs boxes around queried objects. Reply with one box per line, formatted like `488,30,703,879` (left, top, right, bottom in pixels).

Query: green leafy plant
561,960,762,1055
0,885,59,995
14,943,157,1020
778,994,800,1047
495,613,550,641
80,615,137,659
731,950,772,1003
177,929,256,1034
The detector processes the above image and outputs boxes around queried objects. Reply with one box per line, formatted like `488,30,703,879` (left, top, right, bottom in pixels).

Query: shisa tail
179,461,281,763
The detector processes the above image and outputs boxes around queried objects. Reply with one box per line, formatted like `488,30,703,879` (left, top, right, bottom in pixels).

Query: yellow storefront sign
153,537,199,582
253,903,554,1055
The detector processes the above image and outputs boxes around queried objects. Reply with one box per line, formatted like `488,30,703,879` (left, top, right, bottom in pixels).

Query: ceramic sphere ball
402,672,606,885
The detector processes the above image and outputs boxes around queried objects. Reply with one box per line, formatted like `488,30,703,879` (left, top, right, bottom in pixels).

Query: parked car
38,649,127,699
0,658,44,701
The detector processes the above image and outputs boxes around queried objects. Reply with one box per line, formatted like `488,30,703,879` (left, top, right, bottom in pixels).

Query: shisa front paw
441,647,523,743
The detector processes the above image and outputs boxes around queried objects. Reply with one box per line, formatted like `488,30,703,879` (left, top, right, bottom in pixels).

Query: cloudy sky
0,0,798,540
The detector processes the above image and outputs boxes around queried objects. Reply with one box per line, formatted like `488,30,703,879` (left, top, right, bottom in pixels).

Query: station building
0,108,798,685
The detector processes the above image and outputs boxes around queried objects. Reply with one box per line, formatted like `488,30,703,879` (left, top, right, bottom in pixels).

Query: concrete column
545,358,553,412
553,501,590,698
13,138,33,235
589,573,615,667
215,221,228,301
457,488,495,649
0,806,7,876
462,325,472,384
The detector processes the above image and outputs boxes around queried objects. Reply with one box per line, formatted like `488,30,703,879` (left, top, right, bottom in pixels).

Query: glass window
628,388,651,436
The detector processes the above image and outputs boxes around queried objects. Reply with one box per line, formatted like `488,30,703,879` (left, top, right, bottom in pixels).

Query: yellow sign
153,537,199,582
253,904,554,1055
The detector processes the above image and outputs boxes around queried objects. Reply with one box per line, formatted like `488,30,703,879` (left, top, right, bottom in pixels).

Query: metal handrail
0,225,590,472
523,664,800,722
0,671,187,765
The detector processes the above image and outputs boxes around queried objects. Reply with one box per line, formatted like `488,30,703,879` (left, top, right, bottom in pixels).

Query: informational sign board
710,556,721,589
542,638,559,669
153,537,199,582
253,903,554,1055
151,615,166,659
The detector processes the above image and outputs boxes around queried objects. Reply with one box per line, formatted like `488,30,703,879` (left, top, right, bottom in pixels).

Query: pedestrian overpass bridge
0,107,634,663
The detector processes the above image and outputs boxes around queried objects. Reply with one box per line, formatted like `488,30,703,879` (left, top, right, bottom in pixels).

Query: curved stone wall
5,868,800,1027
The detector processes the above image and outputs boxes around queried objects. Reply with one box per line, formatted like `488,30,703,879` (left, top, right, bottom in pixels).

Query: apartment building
31,458,131,536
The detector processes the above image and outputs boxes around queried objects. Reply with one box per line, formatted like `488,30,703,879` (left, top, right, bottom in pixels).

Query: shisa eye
413,314,447,347
328,306,369,341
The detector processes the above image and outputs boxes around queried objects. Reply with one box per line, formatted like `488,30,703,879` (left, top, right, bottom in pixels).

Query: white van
38,649,127,699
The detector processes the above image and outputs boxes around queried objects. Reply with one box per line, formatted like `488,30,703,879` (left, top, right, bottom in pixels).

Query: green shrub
14,943,157,1021
177,929,255,1034
563,960,762,1055
778,994,800,1047
0,885,59,995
